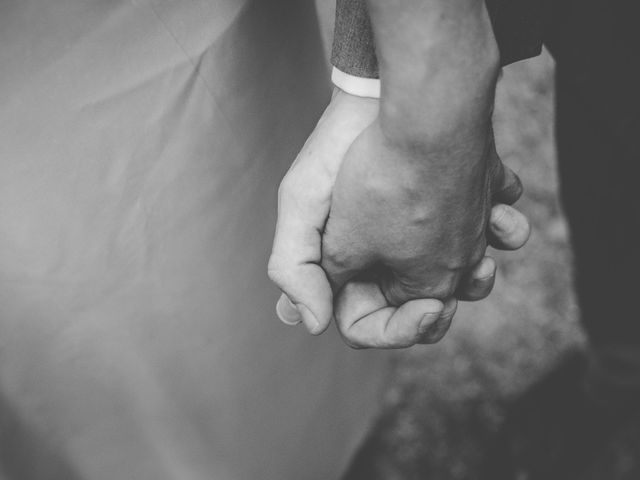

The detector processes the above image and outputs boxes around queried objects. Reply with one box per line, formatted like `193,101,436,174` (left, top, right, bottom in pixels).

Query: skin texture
313,0,530,348
321,119,528,349
269,89,530,348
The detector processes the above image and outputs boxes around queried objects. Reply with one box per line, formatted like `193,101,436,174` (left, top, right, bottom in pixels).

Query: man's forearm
331,0,543,79
366,0,500,146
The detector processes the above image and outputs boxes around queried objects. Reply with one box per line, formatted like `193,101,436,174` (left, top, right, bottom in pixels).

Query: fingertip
489,204,531,251
384,298,445,347
518,216,532,246
413,299,445,334
490,203,509,229
421,298,446,315
298,304,330,335
456,257,497,301
418,310,441,335
270,260,335,335
276,294,302,326
419,297,457,344
442,297,458,318
494,165,524,205
475,256,497,280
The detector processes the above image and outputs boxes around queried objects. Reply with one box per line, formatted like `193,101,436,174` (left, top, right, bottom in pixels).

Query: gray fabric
331,0,379,78
0,1,387,478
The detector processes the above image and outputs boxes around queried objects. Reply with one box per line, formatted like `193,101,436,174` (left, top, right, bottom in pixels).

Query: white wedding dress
0,1,387,478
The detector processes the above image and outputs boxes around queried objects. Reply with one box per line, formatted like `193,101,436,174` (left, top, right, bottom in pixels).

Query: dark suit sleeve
488,0,543,65
331,0,543,78
330,0,379,78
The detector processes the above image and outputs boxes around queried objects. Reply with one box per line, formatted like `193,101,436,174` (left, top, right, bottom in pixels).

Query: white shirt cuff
331,67,381,99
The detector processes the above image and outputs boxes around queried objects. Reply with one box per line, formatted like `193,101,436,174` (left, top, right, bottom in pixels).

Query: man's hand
268,89,530,347
320,117,529,348
303,0,529,348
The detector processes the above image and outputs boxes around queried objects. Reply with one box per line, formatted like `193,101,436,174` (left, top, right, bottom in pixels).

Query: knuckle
321,237,358,274
278,169,312,204
321,239,342,265
341,333,366,350
433,283,458,300
384,277,458,304
382,281,412,306
267,257,292,289
430,274,462,300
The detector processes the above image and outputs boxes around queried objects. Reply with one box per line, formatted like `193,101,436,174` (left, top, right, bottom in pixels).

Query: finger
269,254,333,335
334,280,446,349
456,256,497,301
381,268,459,306
488,204,531,251
417,297,458,344
268,181,333,335
276,293,302,326
493,163,524,205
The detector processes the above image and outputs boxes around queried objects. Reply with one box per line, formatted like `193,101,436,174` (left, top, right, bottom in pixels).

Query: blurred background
343,52,584,478
313,2,637,479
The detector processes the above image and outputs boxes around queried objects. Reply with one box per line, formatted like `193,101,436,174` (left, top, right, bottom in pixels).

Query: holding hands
269,0,531,349
269,88,529,349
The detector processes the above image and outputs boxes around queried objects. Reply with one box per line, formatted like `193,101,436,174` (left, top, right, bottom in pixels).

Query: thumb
269,263,333,335
268,177,334,335
334,279,448,349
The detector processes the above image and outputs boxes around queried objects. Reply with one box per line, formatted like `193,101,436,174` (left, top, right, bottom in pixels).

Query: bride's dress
0,1,387,478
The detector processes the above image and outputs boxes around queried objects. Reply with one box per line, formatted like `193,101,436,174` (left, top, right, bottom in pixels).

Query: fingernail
418,312,439,336
276,295,302,326
297,304,321,335
476,258,496,280
490,205,511,232
419,314,449,344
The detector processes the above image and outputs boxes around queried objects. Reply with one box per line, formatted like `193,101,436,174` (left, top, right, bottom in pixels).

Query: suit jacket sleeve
331,0,543,78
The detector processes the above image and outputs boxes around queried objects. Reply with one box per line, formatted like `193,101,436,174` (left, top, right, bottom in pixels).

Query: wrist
373,1,500,143
377,97,495,169
372,0,500,85
366,118,492,197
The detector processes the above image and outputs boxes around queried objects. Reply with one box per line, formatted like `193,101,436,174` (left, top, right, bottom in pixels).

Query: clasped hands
268,87,530,349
